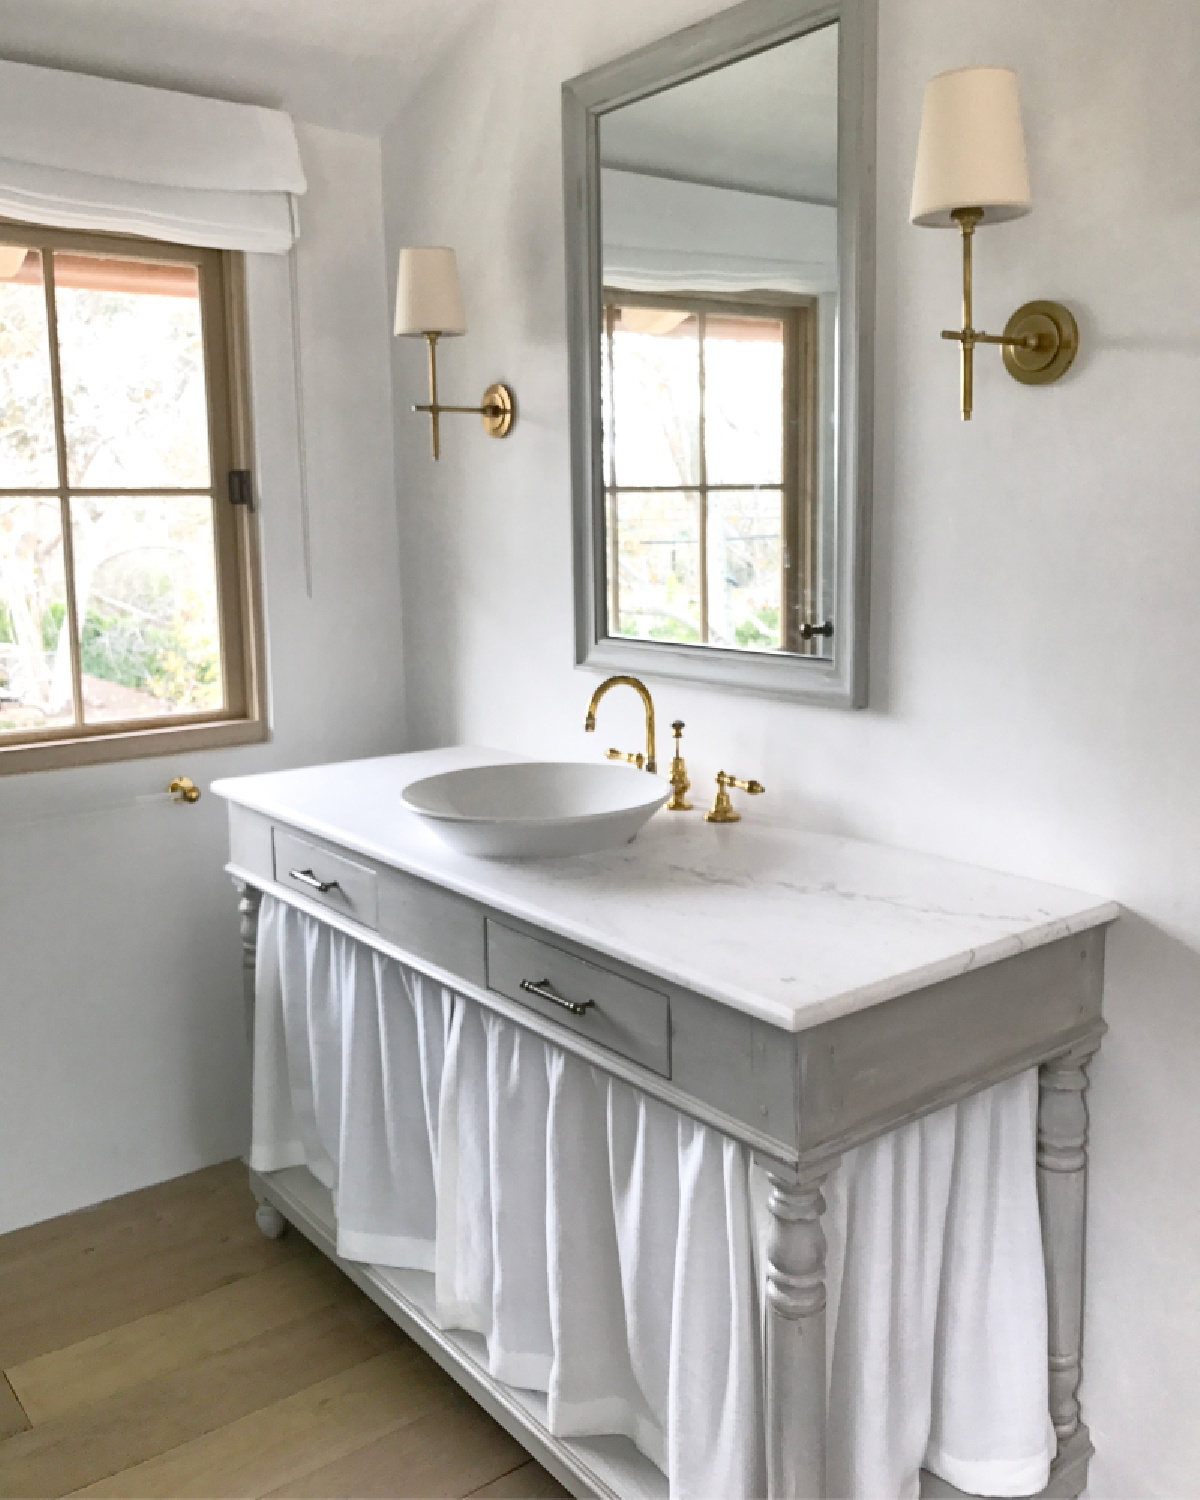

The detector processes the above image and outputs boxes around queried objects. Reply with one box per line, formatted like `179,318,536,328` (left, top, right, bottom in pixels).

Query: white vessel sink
401,761,669,858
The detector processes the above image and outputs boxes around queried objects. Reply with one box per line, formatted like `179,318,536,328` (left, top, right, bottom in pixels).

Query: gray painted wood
227,806,1108,1499
232,878,261,1046
760,1156,837,1499
797,932,1106,1156
254,1200,287,1239
562,0,876,705
272,825,380,928
227,806,1108,1169
1038,1039,1101,1447
486,919,672,1077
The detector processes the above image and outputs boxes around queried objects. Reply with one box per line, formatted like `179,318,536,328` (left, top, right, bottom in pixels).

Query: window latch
228,469,254,510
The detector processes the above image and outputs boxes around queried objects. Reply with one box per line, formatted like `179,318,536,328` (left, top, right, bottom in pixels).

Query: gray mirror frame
563,0,876,706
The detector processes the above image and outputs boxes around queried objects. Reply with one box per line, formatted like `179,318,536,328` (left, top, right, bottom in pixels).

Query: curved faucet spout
584,675,657,774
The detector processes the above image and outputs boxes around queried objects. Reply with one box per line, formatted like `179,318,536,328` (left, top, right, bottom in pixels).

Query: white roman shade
0,58,306,253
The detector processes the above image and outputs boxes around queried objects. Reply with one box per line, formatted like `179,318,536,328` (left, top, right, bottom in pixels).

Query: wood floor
0,1162,569,1499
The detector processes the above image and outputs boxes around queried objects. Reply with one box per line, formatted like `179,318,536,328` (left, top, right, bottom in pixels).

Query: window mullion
41,250,85,730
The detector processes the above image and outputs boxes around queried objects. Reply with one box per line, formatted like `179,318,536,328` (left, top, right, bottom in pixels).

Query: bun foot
255,1201,288,1240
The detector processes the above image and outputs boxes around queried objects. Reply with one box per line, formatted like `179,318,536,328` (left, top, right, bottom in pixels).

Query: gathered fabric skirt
250,895,1055,1500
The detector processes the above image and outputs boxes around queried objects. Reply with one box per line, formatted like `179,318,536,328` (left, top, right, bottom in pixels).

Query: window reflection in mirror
597,19,838,659
603,295,824,653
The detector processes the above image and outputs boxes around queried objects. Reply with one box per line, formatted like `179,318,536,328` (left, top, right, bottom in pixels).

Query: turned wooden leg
233,880,262,1046
1037,1034,1102,1449
761,1155,837,1499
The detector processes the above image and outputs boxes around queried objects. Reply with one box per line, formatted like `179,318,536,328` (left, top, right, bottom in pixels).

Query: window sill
0,715,268,776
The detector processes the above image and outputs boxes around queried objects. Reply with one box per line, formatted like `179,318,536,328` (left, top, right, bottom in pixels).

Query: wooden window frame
0,219,266,775
601,287,820,656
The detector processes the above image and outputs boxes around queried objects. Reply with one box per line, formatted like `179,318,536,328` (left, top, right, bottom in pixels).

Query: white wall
0,122,404,1234
382,2,1200,1493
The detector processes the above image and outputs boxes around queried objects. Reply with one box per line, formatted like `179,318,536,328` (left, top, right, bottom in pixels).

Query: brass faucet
584,675,656,774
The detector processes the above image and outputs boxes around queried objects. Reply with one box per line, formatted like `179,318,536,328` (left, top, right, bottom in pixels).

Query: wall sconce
393,246,515,459
911,66,1078,420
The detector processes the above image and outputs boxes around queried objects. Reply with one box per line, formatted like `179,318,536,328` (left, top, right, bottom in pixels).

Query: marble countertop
212,747,1119,1034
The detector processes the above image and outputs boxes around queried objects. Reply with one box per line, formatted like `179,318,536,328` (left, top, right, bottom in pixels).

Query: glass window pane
609,490,700,643
0,249,59,489
609,305,701,488
55,254,211,489
704,313,786,487
0,496,74,733
72,495,223,723
707,489,783,651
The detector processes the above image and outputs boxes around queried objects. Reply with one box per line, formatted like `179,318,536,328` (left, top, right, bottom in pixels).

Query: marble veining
213,747,1119,1032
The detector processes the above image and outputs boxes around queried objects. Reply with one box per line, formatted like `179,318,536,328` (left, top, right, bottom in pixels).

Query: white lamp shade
394,246,466,336
910,67,1032,227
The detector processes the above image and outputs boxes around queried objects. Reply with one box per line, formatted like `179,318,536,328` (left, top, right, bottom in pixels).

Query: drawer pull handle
289,867,340,894
520,978,594,1017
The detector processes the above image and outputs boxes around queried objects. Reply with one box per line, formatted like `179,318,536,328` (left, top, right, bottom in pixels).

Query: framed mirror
563,0,875,705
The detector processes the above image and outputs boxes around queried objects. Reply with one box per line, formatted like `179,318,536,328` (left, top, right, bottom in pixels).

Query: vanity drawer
486,920,671,1077
272,828,379,930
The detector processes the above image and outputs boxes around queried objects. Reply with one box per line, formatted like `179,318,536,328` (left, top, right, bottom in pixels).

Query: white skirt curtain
250,896,1054,1500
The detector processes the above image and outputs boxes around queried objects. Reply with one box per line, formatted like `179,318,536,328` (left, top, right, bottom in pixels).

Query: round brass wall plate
481,383,514,438
1002,301,1079,386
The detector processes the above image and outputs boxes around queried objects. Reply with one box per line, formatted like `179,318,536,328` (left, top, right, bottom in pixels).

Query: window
0,222,263,771
602,290,820,655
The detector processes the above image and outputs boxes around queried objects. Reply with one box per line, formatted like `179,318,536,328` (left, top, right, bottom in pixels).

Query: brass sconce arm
584,674,657,774
941,207,1078,422
942,208,1044,420
415,333,514,459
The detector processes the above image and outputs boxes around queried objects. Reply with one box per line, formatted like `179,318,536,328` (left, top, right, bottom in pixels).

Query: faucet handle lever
704,770,765,824
606,747,646,770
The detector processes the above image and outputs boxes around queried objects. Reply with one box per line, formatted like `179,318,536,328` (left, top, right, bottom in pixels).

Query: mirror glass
597,23,839,659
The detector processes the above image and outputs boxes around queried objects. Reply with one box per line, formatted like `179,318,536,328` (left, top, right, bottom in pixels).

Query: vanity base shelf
249,1164,1090,1500
248,1164,666,1500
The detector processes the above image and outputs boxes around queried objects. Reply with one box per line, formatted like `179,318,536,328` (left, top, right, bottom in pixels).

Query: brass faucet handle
726,774,765,796
667,719,691,811
606,747,645,770
704,770,765,824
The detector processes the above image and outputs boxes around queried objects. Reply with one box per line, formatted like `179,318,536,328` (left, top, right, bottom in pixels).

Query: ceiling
599,21,839,204
0,0,487,132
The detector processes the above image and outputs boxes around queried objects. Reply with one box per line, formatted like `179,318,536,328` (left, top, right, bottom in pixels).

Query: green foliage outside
11,595,218,707
735,604,779,648
649,619,701,643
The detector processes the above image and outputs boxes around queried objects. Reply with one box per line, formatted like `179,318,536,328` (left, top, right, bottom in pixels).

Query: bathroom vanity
214,745,1116,1500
